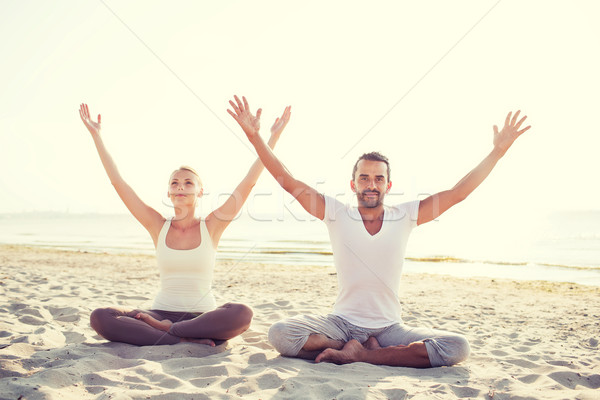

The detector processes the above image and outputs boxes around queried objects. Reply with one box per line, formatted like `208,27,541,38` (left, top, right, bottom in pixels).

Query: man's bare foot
315,339,366,364
135,313,173,332
303,333,345,351
180,337,216,346
363,336,382,350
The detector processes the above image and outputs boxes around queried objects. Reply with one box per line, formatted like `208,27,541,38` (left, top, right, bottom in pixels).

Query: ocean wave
405,256,600,271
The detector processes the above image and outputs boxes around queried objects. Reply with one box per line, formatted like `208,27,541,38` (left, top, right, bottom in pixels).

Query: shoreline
3,242,599,287
1,244,599,399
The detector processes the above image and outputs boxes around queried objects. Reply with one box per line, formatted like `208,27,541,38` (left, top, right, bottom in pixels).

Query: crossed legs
90,302,252,346
268,314,470,368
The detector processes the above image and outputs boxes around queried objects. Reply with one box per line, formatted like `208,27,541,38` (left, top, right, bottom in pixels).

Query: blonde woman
80,98,290,346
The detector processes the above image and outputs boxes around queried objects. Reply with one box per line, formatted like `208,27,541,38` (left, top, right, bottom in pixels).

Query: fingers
98,114,101,125
511,110,521,126
227,109,240,123
493,125,499,135
234,95,244,112
229,100,241,115
79,103,87,120
517,125,531,136
284,105,291,121
514,115,527,130
256,108,262,120
242,96,249,111
504,111,512,128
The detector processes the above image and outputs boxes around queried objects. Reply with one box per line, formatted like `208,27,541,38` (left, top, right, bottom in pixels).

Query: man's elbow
444,189,467,207
454,190,469,204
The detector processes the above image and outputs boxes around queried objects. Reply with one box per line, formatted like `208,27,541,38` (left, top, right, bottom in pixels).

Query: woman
81,96,290,346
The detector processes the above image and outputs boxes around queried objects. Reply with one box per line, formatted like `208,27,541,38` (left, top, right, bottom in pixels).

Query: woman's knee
222,302,253,328
90,307,112,336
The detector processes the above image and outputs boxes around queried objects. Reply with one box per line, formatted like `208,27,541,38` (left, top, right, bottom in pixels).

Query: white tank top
151,218,217,312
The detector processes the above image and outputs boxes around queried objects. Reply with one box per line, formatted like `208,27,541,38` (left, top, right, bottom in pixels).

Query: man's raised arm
228,95,325,220
417,110,531,226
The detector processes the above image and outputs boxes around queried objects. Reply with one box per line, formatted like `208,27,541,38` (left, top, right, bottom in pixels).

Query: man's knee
441,334,471,366
425,333,471,367
268,321,297,356
451,334,471,364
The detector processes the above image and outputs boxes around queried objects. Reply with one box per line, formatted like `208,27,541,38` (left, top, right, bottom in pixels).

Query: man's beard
357,190,383,208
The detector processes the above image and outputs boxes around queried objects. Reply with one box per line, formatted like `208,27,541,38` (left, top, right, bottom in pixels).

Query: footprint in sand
116,295,148,301
516,374,542,384
505,358,540,369
63,331,86,344
18,315,46,326
248,353,268,364
546,360,576,368
581,337,598,349
7,303,27,313
548,371,600,389
47,306,80,323
448,385,481,398
255,371,285,390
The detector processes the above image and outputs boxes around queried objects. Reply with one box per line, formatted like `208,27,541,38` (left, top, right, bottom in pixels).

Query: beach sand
0,244,598,399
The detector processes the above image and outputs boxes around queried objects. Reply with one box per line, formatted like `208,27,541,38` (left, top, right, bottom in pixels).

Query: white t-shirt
323,195,420,328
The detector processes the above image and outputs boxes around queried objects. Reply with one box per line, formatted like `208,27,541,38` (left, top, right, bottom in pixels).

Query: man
228,95,531,368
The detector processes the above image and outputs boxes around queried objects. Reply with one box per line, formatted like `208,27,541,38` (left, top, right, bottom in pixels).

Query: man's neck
357,205,384,222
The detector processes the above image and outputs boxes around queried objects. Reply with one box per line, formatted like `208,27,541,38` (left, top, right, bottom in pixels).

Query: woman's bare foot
363,336,382,350
135,313,173,332
180,337,216,346
315,339,366,364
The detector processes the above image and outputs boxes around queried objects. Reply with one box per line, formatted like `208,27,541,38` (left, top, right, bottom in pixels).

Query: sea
1,210,599,286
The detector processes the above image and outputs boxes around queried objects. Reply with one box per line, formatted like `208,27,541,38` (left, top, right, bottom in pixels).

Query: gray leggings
268,314,470,367
90,302,252,346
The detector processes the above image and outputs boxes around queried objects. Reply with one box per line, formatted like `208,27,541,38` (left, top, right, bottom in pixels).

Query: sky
1,0,599,226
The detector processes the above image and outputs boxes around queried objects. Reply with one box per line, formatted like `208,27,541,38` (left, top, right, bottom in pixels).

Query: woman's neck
172,207,198,230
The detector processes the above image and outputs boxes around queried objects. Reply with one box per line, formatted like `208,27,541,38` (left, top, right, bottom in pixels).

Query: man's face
350,160,392,208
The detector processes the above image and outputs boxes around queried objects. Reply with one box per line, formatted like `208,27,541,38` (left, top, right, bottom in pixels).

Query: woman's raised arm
79,103,164,244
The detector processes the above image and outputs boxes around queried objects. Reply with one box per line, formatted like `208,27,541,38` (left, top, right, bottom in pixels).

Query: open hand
270,106,291,138
493,110,531,154
79,103,101,136
227,95,262,142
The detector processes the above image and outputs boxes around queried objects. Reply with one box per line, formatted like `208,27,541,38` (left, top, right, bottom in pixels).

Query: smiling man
228,95,530,368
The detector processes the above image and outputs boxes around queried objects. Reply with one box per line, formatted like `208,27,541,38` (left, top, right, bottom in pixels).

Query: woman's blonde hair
169,165,203,187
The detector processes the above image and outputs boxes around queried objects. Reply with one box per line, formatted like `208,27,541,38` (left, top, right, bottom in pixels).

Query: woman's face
168,170,203,206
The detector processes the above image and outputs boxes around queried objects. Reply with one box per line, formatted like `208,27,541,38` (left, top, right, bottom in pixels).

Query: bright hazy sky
1,0,599,222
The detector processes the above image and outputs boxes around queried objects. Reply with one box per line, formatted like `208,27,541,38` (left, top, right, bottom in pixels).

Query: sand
0,244,598,399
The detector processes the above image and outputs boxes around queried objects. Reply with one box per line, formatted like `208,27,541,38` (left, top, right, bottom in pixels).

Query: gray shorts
268,314,470,367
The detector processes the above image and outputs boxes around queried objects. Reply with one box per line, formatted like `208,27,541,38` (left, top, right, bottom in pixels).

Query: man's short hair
352,152,391,181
